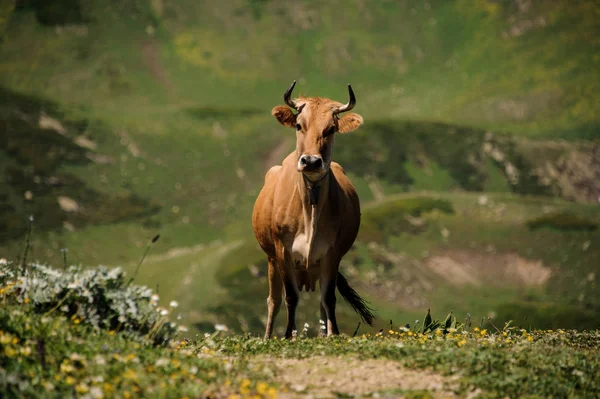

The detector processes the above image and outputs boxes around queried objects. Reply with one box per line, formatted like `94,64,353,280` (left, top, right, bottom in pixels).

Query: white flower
150,294,159,302
60,305,69,312
188,365,198,375
169,300,179,308
178,325,189,333
42,381,55,391
160,309,168,316
90,386,104,398
214,324,228,332
118,315,127,323
0,258,7,265
305,322,311,328
155,358,170,367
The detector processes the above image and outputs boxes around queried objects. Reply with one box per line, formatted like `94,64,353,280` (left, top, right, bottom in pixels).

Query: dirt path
253,356,460,398
178,240,244,323
141,40,174,93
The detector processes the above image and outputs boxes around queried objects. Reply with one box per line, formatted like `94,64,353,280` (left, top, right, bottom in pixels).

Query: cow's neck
298,170,329,269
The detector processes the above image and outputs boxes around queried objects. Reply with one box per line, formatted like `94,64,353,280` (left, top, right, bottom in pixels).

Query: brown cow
252,81,375,339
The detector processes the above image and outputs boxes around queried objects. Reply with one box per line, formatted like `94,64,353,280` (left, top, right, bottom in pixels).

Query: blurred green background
1,0,598,336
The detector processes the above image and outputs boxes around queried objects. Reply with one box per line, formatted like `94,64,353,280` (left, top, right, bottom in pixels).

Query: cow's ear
271,106,296,128
337,113,363,134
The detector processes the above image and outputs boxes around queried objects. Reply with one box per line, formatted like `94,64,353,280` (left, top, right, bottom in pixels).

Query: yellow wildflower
123,369,138,380
256,382,269,394
11,337,19,345
4,346,17,357
103,383,114,394
527,336,533,342
228,395,241,399
75,383,89,394
60,361,75,374
24,298,30,304
65,376,76,385
473,327,480,332
108,331,116,336
267,387,277,399
123,392,132,399
20,346,32,356
457,339,467,347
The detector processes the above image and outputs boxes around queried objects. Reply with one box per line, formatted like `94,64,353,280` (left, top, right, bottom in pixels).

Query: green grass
2,296,599,398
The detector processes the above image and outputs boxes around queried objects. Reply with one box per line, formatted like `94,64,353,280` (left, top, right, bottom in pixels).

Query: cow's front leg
264,257,282,340
276,248,299,339
320,256,340,337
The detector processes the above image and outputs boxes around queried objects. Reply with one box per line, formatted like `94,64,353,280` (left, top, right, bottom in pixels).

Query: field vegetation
0,1,599,396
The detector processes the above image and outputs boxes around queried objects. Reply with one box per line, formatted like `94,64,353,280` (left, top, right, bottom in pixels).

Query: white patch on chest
291,233,329,268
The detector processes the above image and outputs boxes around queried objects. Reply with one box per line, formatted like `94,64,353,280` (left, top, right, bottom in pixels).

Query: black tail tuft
337,272,375,326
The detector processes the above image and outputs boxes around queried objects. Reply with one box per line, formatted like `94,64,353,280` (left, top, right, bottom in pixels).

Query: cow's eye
296,123,302,131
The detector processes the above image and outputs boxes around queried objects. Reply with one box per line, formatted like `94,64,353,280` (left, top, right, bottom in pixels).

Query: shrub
526,211,598,232
0,262,183,345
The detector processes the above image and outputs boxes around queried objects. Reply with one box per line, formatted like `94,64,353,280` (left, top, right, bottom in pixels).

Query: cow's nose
300,155,323,170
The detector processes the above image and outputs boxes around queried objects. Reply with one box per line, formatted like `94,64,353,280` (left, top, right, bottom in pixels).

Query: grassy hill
0,0,599,338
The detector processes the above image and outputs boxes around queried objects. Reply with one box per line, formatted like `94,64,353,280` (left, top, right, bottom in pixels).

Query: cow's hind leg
264,257,282,340
320,256,340,336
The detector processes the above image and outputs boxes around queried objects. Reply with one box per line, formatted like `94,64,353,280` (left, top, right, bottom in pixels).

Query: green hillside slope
0,0,598,336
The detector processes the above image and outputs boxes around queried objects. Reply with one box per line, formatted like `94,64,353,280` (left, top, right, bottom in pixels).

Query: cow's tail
337,272,375,327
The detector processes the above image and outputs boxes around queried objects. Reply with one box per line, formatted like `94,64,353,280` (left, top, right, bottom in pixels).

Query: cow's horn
284,80,298,110
333,84,356,115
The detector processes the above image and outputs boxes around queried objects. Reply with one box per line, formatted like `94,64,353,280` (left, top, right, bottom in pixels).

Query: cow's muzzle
298,155,323,173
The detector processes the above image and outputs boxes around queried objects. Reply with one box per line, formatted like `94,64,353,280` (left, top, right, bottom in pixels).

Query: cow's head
271,81,363,181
